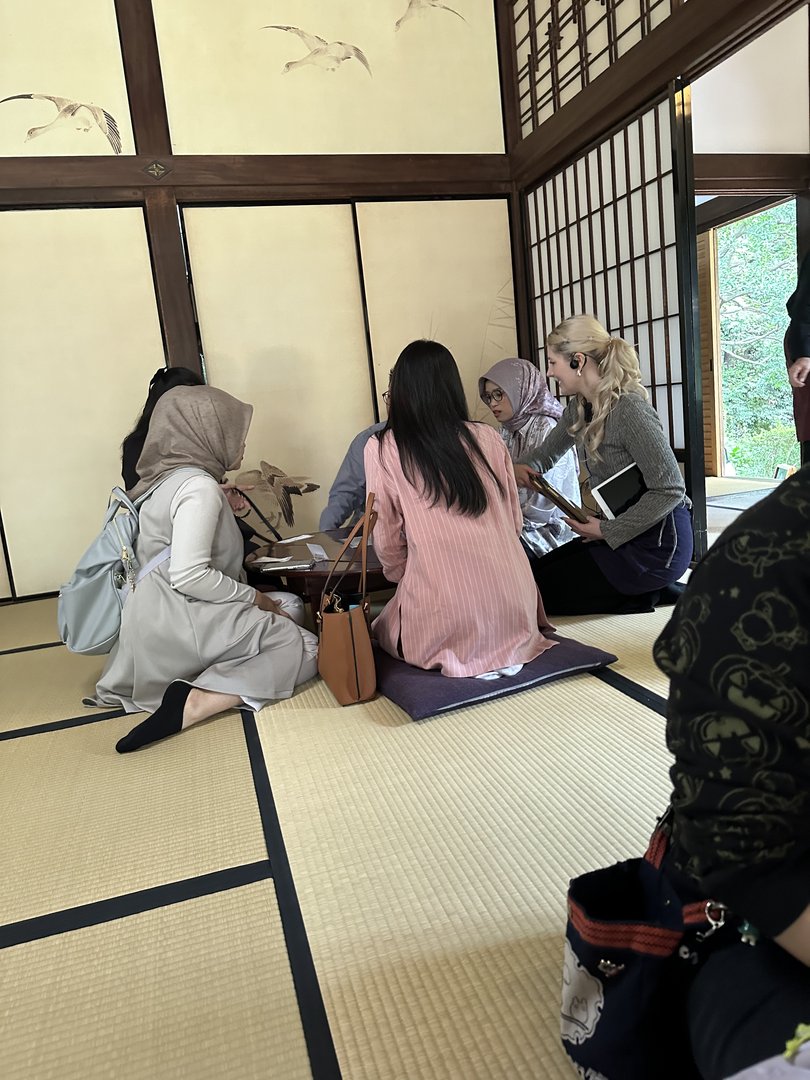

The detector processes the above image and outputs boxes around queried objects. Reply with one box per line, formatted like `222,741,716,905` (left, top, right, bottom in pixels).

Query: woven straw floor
0,594,674,1080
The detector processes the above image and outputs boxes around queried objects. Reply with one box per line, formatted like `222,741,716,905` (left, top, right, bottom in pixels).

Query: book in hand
590,462,647,520
527,474,590,524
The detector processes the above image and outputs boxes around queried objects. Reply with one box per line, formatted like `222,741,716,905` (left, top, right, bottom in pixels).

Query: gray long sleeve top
319,421,386,531
518,393,688,549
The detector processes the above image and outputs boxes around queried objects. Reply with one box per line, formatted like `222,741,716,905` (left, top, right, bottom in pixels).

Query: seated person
122,366,203,489
480,356,579,557
515,314,692,615
654,465,810,1080
363,339,556,678
320,420,386,531
95,386,319,753
123,366,264,562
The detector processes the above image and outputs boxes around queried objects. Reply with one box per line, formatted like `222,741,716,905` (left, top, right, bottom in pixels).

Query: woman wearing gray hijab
93,385,319,753
479,357,580,557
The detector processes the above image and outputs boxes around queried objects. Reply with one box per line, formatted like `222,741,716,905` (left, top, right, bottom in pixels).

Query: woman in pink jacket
364,340,556,678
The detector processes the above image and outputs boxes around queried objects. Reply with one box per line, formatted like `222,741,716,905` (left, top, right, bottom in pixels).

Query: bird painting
0,94,122,153
261,26,373,77
395,0,467,32
235,461,320,530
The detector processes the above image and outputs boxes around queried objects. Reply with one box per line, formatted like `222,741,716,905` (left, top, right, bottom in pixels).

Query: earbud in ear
569,353,583,371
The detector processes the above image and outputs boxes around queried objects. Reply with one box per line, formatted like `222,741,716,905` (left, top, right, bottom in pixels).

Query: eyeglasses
481,388,505,406
382,390,391,405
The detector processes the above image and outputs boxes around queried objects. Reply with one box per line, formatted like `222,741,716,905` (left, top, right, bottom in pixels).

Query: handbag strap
643,809,726,930
319,494,377,613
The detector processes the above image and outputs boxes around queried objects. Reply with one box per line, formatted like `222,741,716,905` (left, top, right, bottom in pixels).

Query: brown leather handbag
317,494,378,705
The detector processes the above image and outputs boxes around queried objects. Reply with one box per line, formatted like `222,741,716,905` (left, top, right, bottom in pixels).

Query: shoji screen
355,200,518,424
513,0,682,138
526,97,686,449
0,209,166,596
182,205,374,534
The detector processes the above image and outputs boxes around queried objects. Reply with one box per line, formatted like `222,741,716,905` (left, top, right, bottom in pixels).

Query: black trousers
527,538,660,616
688,940,810,1080
801,440,810,467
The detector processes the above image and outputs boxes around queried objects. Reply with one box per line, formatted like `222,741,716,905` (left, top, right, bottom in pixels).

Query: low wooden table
246,528,393,623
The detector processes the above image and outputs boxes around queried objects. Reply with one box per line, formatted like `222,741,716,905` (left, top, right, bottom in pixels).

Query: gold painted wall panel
356,200,517,424
153,0,503,154
0,0,132,157
0,210,166,596
183,205,375,534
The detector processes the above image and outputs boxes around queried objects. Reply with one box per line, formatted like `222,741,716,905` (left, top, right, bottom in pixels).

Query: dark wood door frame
509,0,807,189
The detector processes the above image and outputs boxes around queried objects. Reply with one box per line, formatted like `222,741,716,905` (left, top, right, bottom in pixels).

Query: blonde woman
514,314,692,614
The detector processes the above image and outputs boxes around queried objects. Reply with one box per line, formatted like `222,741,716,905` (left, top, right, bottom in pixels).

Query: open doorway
715,200,800,479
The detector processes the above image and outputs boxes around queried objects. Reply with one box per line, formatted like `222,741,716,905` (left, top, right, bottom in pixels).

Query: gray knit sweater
518,393,689,549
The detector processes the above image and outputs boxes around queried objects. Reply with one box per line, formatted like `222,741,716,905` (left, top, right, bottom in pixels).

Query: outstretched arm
320,428,374,531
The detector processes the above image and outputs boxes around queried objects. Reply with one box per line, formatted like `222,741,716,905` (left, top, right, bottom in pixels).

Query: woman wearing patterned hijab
479,357,580,557
93,385,319,753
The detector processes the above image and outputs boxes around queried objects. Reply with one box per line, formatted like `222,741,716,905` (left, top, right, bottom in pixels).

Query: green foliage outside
716,200,800,478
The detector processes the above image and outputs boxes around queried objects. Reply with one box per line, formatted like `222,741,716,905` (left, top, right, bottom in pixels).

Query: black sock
116,681,193,754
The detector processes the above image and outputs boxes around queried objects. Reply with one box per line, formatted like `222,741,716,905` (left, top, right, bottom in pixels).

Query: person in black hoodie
654,467,810,1080
785,251,810,466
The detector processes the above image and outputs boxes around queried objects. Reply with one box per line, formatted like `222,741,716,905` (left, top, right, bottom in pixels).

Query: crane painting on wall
0,94,122,153
395,0,467,32
234,461,320,533
261,26,373,76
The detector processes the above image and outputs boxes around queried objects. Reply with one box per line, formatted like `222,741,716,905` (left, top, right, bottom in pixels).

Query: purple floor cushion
374,636,618,721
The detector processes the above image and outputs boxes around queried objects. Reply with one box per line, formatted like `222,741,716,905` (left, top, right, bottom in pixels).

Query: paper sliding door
182,205,375,534
0,209,166,596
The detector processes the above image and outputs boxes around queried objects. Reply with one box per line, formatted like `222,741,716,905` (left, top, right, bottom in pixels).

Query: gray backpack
58,476,178,655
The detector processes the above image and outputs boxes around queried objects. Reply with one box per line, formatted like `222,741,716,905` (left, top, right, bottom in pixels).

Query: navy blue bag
561,824,726,1080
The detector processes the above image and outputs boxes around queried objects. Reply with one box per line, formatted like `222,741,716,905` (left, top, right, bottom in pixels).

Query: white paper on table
307,543,329,561
251,556,293,565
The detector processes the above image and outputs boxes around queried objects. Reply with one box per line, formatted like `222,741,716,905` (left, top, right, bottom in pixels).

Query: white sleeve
168,476,256,605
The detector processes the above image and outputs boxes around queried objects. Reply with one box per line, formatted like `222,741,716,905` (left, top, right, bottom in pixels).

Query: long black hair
380,340,503,517
121,366,204,488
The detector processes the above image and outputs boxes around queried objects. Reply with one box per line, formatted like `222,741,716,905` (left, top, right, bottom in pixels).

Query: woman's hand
565,515,603,541
254,591,282,614
220,483,254,514
514,464,537,489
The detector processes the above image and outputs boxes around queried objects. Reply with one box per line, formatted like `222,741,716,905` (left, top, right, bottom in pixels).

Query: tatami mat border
0,861,272,950
0,669,669,745
0,708,125,742
593,668,668,716
0,641,63,657
242,710,343,1080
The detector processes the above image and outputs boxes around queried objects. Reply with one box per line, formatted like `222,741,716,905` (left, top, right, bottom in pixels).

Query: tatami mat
0,597,60,652
257,676,673,1080
705,476,777,496
554,607,674,698
0,646,108,734
0,710,266,924
0,880,311,1080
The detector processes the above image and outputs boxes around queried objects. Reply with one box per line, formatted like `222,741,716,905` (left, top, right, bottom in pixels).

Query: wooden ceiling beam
0,154,513,198
693,153,810,195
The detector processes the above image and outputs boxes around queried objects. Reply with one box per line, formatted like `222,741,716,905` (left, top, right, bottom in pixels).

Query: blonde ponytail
547,314,647,460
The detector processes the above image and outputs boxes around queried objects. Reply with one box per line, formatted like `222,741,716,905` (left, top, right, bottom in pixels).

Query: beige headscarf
129,385,253,499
